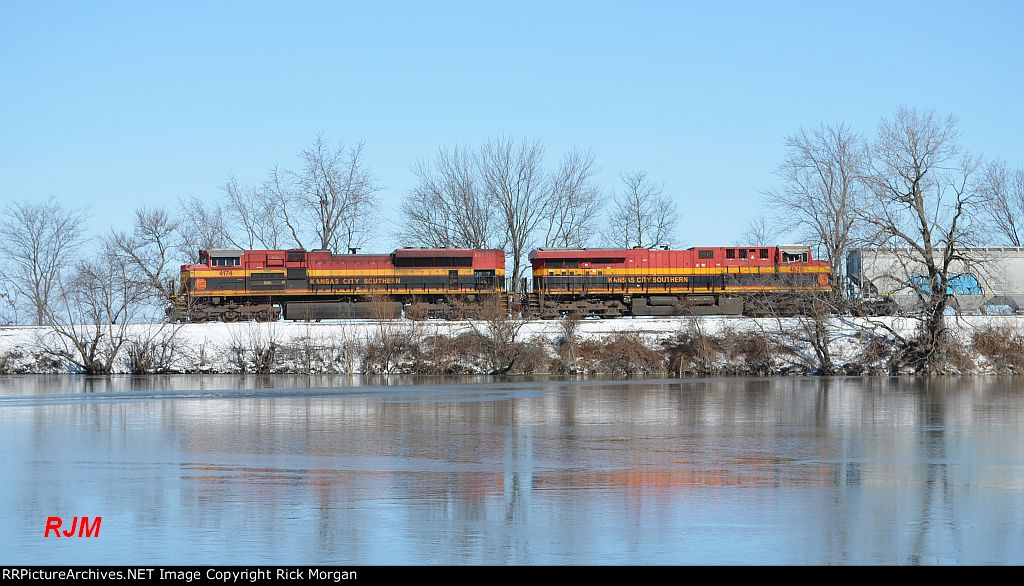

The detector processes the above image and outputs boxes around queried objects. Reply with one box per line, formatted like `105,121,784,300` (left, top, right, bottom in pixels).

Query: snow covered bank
2,315,1024,375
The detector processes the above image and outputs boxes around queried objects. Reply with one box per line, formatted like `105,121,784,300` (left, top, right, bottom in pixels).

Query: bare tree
541,149,603,248
478,137,549,292
41,240,147,374
177,195,229,260
766,123,865,296
978,160,1024,246
111,207,181,303
604,170,678,248
401,146,494,248
735,215,781,246
0,197,88,325
291,136,381,252
858,107,985,373
178,136,379,259
222,175,288,249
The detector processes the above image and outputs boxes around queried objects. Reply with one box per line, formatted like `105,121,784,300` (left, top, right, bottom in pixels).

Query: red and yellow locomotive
529,245,831,318
170,247,505,322
170,244,831,321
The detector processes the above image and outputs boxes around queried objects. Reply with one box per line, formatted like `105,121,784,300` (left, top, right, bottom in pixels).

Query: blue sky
2,1,1021,249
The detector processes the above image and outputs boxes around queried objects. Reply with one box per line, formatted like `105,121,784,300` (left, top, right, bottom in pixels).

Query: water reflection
1,375,1023,564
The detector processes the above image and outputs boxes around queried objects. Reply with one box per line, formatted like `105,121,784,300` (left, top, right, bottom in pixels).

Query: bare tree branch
41,238,148,373
603,170,678,248
478,137,549,292
177,195,229,260
542,149,603,248
401,145,495,248
765,122,865,295
111,206,181,305
735,216,782,246
222,175,287,249
978,160,1024,246
263,164,306,250
291,136,381,252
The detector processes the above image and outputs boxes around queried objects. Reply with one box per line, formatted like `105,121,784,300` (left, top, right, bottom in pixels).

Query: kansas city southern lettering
311,277,402,285
607,276,690,284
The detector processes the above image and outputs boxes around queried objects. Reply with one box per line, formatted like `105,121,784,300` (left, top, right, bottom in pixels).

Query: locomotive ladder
500,291,515,313
499,290,534,318
171,295,189,322
527,292,540,313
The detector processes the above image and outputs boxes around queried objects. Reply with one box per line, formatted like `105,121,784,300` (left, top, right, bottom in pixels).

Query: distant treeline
3,106,1024,374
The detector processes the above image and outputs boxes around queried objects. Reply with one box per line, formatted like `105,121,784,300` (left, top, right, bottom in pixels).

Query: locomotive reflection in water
169,244,832,322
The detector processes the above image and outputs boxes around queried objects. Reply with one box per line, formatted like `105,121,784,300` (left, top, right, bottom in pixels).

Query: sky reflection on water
1,375,1022,565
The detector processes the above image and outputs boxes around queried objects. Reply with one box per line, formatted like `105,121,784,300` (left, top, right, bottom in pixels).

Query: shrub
971,325,1024,372
411,333,479,375
227,323,280,374
664,325,723,376
592,332,667,376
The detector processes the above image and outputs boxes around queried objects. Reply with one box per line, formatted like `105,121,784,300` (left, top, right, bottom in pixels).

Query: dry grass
971,325,1024,372
721,329,778,376
548,314,584,374
411,333,480,375
280,325,363,374
664,327,723,376
227,322,281,374
125,325,182,374
664,322,784,376
467,297,529,374
580,332,667,376
510,336,554,374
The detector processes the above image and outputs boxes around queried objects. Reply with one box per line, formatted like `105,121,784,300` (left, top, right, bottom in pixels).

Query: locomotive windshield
211,257,241,267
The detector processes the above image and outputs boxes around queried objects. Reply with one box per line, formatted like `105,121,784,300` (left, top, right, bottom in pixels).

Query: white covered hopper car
847,247,1024,313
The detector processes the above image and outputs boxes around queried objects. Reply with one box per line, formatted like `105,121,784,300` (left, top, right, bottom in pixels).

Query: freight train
169,244,831,322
